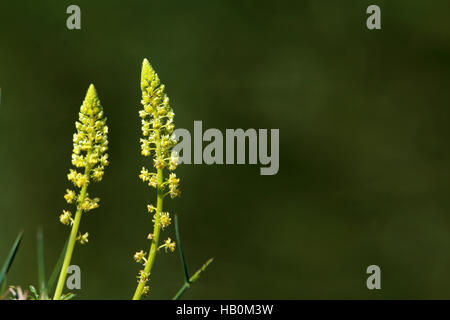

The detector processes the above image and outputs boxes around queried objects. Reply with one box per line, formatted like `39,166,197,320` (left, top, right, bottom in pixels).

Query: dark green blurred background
1,0,450,299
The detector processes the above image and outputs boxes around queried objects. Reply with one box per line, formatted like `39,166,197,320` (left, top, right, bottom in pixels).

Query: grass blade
0,231,24,287
0,275,7,296
172,215,213,300
47,238,68,295
37,228,47,297
175,214,190,283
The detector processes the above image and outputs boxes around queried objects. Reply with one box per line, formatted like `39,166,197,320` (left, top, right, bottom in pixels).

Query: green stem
133,126,164,300
173,282,190,300
132,168,163,300
172,258,214,300
53,161,91,300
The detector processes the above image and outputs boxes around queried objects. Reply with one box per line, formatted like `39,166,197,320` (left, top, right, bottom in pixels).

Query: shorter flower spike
54,84,109,301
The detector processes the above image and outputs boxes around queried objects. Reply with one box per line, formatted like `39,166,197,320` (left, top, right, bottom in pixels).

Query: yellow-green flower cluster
134,59,180,295
137,60,180,197
71,85,109,181
59,84,109,244
138,59,180,223
138,59,178,174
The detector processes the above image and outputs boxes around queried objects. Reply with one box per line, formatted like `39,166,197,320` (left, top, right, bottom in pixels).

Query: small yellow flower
142,285,150,296
74,172,87,188
139,167,150,182
134,250,146,263
168,152,179,171
153,119,162,130
67,169,77,183
77,232,89,245
153,159,165,170
161,135,170,148
59,210,72,225
148,175,158,188
169,185,181,199
168,173,180,187
64,189,76,204
139,110,148,119
92,167,104,182
159,212,171,229
100,154,109,167
73,145,81,155
71,154,85,168
163,237,176,252
141,120,151,137
80,197,100,212
140,138,151,157
138,270,149,284
147,204,156,213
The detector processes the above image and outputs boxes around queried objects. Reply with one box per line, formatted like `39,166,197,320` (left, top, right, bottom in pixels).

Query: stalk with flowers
132,59,181,300
53,84,109,300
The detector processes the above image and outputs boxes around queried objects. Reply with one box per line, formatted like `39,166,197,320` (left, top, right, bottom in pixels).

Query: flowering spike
54,85,109,300
133,59,180,300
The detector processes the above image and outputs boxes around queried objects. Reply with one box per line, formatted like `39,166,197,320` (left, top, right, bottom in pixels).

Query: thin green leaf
174,214,190,283
172,216,214,300
0,275,7,296
0,231,24,287
47,238,68,295
61,292,76,300
37,228,47,297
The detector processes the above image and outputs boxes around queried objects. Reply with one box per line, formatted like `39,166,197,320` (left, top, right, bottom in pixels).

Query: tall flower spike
53,84,109,300
133,59,180,300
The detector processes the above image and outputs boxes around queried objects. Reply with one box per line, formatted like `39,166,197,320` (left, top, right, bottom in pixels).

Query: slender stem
173,282,190,300
172,258,214,300
53,160,91,300
133,127,164,300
